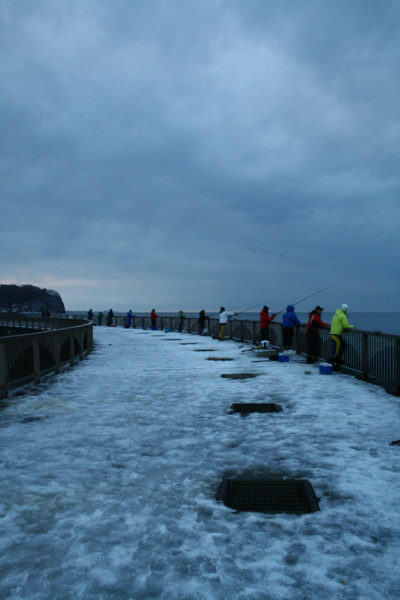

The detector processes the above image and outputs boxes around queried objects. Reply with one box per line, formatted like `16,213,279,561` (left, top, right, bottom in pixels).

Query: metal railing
20,313,400,397
0,314,93,398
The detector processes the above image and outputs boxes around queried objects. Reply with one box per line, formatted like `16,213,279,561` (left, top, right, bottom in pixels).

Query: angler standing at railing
259,306,276,341
150,309,158,330
218,307,236,341
282,305,301,350
305,305,329,364
198,310,207,335
329,304,355,370
178,310,186,333
106,309,114,327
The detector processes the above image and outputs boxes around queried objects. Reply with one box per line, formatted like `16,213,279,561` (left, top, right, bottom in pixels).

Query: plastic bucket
278,353,290,363
163,328,171,333
320,362,332,375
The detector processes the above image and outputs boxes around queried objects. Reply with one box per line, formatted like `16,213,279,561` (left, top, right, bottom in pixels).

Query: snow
0,327,399,600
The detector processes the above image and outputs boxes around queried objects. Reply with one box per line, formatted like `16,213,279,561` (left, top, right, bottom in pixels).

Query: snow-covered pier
1,327,399,600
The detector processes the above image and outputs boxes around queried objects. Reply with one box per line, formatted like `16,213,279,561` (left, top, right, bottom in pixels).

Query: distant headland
0,284,65,314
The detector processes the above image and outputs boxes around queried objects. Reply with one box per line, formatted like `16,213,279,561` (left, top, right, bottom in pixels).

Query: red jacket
306,311,328,336
260,310,275,328
150,311,158,320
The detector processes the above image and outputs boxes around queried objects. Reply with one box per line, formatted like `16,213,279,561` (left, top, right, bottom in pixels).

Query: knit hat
341,304,349,312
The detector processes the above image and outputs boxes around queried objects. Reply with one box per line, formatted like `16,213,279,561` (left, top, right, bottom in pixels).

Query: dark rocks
0,284,65,314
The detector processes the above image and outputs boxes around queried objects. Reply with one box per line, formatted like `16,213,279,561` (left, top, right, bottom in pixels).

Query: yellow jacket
330,309,354,335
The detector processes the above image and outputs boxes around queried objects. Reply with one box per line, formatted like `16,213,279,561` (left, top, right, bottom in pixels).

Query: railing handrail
0,314,93,399
0,321,91,340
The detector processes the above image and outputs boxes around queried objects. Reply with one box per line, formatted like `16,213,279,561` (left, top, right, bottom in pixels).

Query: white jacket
219,311,234,324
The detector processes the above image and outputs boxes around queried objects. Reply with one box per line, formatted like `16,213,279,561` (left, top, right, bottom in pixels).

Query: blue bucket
278,353,290,363
163,328,171,333
320,362,332,375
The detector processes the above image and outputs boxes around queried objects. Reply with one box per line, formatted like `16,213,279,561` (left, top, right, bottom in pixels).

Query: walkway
0,327,399,600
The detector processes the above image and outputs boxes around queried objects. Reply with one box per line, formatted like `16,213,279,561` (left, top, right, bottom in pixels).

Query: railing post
69,336,75,366
53,336,60,373
79,329,84,360
362,333,369,380
33,339,41,384
396,338,400,395
160,317,164,330
295,327,302,354
0,342,9,399
252,321,257,344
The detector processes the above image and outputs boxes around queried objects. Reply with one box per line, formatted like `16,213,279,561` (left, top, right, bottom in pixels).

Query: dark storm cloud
1,0,399,311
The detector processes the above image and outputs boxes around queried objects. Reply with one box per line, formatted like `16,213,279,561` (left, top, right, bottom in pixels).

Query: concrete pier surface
1,327,399,600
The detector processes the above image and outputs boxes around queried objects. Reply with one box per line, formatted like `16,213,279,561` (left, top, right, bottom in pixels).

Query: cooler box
164,328,171,333
320,363,332,375
278,353,290,363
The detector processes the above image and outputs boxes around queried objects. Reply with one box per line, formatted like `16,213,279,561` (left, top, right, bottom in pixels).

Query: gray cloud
1,0,399,311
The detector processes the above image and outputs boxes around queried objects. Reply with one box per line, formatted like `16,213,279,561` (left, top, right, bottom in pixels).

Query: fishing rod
274,283,336,316
230,283,336,317
207,305,247,318
206,283,335,319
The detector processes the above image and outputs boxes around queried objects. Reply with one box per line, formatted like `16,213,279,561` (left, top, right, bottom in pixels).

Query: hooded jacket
282,305,300,328
330,309,354,336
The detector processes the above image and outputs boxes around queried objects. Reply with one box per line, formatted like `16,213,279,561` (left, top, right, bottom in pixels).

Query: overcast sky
1,0,399,313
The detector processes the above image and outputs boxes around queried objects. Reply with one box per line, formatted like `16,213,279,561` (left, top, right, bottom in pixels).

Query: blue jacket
282,305,300,328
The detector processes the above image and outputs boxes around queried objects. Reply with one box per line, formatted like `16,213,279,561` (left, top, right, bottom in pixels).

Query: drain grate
229,403,282,413
207,357,234,361
216,479,320,514
194,349,215,352
221,373,258,379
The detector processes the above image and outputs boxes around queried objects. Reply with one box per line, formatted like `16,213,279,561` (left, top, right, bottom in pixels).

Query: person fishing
282,305,301,350
106,309,114,327
218,307,236,341
178,310,186,333
150,309,158,330
198,309,208,335
305,305,329,363
259,306,276,341
329,304,354,370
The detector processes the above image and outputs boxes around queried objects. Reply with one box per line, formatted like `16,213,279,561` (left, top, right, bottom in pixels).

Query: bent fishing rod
273,283,336,316
204,283,335,319
231,283,335,317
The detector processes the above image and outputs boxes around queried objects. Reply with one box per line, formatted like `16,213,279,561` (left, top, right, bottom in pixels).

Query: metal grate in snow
220,373,258,379
194,349,215,352
229,403,282,413
216,479,320,514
